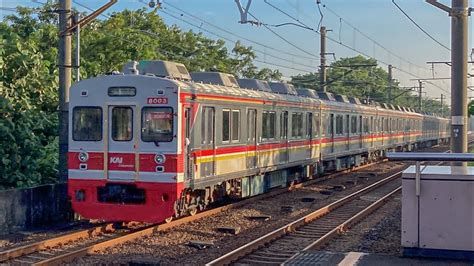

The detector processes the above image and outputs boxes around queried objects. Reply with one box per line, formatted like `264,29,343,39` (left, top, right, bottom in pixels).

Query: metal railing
387,152,473,197
387,152,474,162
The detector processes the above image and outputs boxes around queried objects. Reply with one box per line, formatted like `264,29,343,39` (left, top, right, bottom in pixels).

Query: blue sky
2,0,473,103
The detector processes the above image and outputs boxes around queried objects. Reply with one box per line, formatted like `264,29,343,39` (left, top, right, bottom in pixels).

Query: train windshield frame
141,107,174,142
72,107,103,141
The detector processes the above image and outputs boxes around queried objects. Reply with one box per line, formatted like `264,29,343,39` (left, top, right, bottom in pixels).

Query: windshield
141,107,174,142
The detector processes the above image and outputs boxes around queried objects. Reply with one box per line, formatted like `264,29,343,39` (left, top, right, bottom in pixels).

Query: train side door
107,105,137,181
359,115,363,149
184,108,192,180
307,113,313,159
370,116,374,147
246,109,258,168
329,114,335,153
346,114,350,151
280,111,289,163
201,107,215,177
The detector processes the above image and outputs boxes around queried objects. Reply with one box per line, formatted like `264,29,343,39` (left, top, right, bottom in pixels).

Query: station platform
283,251,471,266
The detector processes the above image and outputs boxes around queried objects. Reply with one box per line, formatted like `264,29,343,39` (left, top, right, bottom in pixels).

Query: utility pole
388,64,393,104
75,14,81,82
418,80,423,112
320,26,327,92
427,0,470,160
58,0,72,182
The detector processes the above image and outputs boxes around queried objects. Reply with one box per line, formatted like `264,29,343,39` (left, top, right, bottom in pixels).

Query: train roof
114,60,446,118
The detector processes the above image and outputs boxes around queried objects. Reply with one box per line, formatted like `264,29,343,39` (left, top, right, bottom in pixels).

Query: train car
68,60,449,224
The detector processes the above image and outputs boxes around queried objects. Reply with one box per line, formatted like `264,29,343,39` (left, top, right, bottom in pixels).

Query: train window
335,114,343,135
108,87,136,97
262,111,276,140
280,111,288,139
307,113,313,138
222,109,230,142
232,110,240,141
314,113,320,137
363,117,369,134
73,107,102,141
291,112,304,138
321,113,327,137
141,107,173,142
350,116,357,134
112,107,133,141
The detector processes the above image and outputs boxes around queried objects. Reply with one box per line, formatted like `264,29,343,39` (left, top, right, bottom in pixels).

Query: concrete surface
0,183,73,233
284,251,472,266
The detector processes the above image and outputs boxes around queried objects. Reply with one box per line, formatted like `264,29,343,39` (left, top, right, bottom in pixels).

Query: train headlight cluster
155,153,166,164
78,152,89,162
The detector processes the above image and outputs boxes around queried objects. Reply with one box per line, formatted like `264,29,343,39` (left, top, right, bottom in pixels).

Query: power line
392,0,450,51
162,4,319,69
158,8,314,73
322,3,431,71
261,0,450,95
245,12,321,59
73,0,314,74
164,2,320,61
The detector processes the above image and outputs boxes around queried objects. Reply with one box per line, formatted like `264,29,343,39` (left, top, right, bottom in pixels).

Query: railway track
0,160,385,265
207,156,450,266
206,171,403,265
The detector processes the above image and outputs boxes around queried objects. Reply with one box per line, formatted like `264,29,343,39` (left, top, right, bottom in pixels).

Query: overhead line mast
427,0,470,162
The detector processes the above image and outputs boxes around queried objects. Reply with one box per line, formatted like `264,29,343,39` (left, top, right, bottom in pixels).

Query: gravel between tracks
320,192,402,255
72,161,408,265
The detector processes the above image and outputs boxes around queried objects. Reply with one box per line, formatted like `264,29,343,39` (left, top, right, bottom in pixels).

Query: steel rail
0,223,114,262
2,159,385,265
206,170,402,266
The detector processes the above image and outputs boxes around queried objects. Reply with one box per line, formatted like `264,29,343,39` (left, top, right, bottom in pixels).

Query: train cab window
262,111,276,140
73,107,102,141
141,107,173,142
112,107,133,141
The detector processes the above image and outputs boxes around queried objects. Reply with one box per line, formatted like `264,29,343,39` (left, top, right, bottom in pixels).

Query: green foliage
469,101,474,117
291,56,449,115
0,3,281,188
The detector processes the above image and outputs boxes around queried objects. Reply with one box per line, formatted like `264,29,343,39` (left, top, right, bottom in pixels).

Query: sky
2,0,473,105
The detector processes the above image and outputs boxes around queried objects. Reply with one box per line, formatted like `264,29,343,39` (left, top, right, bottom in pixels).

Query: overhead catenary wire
72,0,315,74
164,1,320,61
262,0,450,96
391,0,450,51
322,3,431,71
158,8,315,73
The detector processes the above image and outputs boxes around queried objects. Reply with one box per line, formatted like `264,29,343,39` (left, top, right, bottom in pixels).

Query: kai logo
109,157,123,164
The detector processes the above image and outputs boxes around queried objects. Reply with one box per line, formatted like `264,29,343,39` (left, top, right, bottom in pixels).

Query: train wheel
165,216,173,223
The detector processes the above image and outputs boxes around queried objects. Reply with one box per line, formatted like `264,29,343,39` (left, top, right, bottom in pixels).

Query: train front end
68,65,184,223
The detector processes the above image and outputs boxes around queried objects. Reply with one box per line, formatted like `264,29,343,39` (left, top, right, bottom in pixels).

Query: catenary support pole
59,0,72,182
418,80,423,112
75,14,80,82
427,0,470,165
451,0,469,161
388,64,393,104
320,26,327,92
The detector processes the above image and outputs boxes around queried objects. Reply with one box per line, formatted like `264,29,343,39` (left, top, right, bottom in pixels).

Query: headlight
78,152,89,162
155,153,166,164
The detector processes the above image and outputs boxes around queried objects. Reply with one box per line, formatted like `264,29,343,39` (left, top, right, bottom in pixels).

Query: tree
0,4,282,188
291,55,449,115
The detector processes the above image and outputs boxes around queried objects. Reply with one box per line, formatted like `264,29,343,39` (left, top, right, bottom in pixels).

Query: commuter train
68,60,450,223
